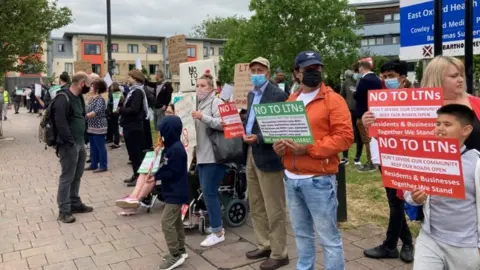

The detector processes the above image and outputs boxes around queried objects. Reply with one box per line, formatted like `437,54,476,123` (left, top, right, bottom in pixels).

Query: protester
106,82,123,149
405,104,480,270
1,87,9,120
340,69,362,165
363,60,414,263
192,70,227,247
120,69,148,186
85,79,109,173
12,87,22,114
153,115,189,270
23,87,30,109
145,70,174,130
52,72,93,223
274,68,290,95
273,51,352,270
59,72,70,91
243,57,289,270
353,61,382,172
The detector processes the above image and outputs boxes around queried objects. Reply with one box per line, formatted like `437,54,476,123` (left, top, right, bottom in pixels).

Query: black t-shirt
465,116,480,151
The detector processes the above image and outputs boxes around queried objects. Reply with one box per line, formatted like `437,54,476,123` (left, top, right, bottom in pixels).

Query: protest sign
219,84,234,101
233,63,252,110
179,59,216,92
167,35,188,75
253,101,313,144
15,89,23,95
219,102,244,139
74,61,92,73
137,151,163,174
368,88,443,137
112,92,122,111
48,85,61,99
175,93,197,169
172,94,183,104
278,83,285,92
104,73,113,87
34,84,42,97
378,135,465,199
135,58,142,70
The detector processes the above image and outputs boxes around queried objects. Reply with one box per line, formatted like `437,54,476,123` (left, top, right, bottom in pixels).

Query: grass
340,145,421,237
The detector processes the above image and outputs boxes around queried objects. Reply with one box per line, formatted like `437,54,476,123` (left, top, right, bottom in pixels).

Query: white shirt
285,88,320,180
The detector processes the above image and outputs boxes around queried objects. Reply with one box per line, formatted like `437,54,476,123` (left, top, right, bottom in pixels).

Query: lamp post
142,43,150,74
106,0,113,76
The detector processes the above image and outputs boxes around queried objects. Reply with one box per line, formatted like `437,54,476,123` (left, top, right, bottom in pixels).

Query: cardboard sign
219,84,234,101
34,84,42,97
378,135,465,199
218,102,244,139
179,59,216,92
253,101,313,144
104,73,113,87
167,35,188,75
175,93,197,169
233,63,252,110
135,58,142,70
368,88,443,137
137,151,162,174
74,61,92,73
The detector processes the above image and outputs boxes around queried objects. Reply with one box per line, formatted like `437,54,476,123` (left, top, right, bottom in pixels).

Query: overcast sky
52,0,379,38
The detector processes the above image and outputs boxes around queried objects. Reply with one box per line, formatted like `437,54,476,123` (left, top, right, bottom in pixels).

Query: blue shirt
246,81,268,135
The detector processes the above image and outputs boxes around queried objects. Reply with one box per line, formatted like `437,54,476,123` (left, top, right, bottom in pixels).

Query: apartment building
47,32,226,83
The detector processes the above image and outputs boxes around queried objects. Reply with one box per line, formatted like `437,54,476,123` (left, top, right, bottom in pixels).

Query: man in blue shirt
243,57,289,270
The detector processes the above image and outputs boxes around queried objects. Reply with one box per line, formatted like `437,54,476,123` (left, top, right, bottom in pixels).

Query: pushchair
142,160,249,234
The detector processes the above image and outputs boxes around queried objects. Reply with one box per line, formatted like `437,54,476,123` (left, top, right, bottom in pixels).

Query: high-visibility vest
3,91,8,103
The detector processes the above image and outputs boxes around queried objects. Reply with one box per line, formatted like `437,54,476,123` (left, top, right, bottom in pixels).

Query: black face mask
302,69,322,88
82,85,90,94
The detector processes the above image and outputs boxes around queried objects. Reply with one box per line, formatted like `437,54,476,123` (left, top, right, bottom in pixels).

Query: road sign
400,0,480,60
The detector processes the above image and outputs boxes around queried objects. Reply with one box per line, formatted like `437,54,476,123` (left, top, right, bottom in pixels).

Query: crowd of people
2,51,478,270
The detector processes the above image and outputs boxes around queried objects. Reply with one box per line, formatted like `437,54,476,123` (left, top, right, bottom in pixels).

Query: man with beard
145,70,174,130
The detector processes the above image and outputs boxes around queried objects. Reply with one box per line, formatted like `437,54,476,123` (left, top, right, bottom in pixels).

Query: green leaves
0,0,72,75
191,16,248,39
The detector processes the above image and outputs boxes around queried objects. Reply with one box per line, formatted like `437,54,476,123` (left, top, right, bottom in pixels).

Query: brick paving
0,109,413,270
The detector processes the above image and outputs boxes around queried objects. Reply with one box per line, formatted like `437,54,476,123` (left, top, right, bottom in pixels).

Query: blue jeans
88,134,107,170
197,163,226,233
285,175,345,270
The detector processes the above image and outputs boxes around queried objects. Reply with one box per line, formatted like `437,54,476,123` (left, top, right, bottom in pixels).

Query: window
84,44,101,55
393,36,400,44
368,38,376,46
127,44,139,53
128,64,136,71
91,64,101,74
384,14,392,21
58,44,65,52
393,13,400,21
219,47,224,56
210,47,214,56
361,39,368,46
114,64,120,75
203,47,209,57
384,36,393,44
376,37,384,45
64,63,73,74
187,47,196,57
112,44,119,53
149,45,158,53
149,64,158,75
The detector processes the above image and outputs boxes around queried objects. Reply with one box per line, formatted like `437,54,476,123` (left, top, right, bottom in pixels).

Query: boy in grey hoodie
405,104,480,270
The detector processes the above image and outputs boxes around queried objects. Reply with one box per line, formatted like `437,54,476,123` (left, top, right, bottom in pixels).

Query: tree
219,0,361,86
191,16,248,39
0,0,72,75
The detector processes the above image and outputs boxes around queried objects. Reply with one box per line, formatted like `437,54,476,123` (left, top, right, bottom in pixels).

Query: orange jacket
282,83,354,175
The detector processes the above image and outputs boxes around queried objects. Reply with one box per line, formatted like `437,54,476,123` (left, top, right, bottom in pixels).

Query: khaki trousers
161,204,185,256
246,147,287,260
356,118,372,165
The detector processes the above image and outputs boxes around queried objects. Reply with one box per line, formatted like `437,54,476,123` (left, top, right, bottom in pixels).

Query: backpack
38,92,69,149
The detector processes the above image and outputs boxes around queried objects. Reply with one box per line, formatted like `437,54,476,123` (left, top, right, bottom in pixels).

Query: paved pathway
0,109,413,270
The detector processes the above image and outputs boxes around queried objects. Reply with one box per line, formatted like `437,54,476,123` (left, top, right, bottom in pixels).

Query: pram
142,162,249,234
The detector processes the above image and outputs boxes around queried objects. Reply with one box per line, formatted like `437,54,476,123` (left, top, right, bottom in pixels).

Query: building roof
349,0,399,9
61,32,226,43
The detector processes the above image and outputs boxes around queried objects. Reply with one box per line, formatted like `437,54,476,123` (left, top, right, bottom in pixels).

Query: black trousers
343,110,363,159
383,187,413,249
143,119,153,150
107,116,120,145
123,127,146,176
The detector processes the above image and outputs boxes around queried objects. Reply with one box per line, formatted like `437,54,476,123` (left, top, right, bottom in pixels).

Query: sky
52,0,380,38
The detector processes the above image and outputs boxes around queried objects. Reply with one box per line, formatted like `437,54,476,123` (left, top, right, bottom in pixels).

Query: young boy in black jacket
153,115,189,270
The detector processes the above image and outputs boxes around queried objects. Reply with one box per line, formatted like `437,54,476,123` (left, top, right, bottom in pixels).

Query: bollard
336,162,347,222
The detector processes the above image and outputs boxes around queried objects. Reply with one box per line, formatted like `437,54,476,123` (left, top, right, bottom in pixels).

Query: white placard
34,84,42,97
135,58,142,70
278,83,285,91
219,84,234,101
179,59,216,92
104,73,113,87
174,93,197,169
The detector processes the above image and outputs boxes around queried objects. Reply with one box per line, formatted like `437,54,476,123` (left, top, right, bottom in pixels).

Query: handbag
206,99,244,164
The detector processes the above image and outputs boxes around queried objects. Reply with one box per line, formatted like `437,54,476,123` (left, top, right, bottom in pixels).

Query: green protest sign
112,92,122,111
253,101,313,144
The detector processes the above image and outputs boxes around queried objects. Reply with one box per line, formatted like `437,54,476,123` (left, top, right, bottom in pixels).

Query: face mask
353,73,361,80
384,78,400,89
82,85,90,94
302,69,323,88
196,90,210,101
250,74,266,87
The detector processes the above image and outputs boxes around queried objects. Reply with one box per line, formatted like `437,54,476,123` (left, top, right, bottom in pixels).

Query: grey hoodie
340,70,357,111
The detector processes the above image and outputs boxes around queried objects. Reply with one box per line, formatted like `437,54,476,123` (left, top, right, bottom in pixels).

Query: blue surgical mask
385,78,400,89
353,73,361,80
250,74,266,87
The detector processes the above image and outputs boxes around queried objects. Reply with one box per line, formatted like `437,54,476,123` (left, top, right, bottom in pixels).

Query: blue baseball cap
295,51,324,68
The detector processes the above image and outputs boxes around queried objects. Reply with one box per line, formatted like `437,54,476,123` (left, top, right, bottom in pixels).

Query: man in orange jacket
273,51,353,270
